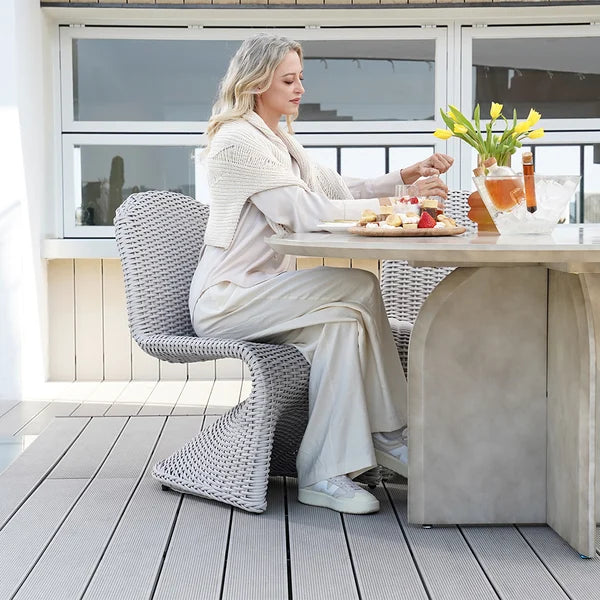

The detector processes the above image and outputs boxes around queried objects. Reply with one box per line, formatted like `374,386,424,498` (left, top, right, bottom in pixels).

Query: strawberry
418,212,436,228
409,196,419,204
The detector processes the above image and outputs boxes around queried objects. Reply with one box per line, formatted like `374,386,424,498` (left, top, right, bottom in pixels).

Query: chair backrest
114,190,209,342
380,190,474,323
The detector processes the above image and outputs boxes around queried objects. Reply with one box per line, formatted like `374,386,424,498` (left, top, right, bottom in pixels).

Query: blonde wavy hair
205,33,303,142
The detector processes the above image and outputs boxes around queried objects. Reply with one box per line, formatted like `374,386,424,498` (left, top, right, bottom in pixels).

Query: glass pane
389,147,434,172
73,39,240,121
584,145,600,223
300,40,435,121
473,36,600,119
340,147,385,179
75,145,196,226
73,37,435,122
305,147,337,171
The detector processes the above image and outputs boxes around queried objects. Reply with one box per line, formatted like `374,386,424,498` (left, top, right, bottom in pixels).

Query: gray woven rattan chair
114,190,311,513
381,190,475,374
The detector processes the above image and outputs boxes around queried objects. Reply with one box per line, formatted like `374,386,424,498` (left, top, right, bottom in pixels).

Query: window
58,26,448,237
461,25,600,221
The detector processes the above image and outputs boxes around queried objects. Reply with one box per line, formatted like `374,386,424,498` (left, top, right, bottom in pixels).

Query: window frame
59,25,448,134
459,23,600,190
62,133,206,238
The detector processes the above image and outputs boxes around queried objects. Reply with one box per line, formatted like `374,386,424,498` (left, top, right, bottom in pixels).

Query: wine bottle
522,151,537,213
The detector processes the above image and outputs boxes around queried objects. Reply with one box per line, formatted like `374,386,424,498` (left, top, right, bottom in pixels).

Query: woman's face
256,50,304,119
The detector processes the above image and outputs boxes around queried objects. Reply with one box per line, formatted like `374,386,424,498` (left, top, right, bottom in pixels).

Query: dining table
267,224,600,558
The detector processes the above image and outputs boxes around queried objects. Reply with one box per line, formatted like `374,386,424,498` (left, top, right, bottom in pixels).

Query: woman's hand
400,153,454,185
414,176,449,199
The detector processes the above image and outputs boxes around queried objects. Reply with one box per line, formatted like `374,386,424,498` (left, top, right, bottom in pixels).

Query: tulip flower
526,109,541,128
490,102,503,119
433,129,453,140
528,128,545,139
434,103,542,166
514,121,530,134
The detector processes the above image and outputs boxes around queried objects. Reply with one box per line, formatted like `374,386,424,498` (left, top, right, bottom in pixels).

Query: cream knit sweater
204,111,352,249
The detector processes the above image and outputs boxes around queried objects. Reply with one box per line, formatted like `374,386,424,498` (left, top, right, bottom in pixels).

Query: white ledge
43,238,119,259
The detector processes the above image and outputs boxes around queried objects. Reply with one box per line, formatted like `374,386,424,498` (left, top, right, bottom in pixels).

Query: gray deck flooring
0,409,599,600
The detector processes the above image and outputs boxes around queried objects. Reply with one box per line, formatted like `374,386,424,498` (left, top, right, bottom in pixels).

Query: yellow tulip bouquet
434,102,545,167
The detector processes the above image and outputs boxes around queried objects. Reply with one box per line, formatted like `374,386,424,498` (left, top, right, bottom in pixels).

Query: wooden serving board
348,225,467,237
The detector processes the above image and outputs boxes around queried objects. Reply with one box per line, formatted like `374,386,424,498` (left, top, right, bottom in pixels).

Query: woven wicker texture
381,190,474,374
114,191,311,512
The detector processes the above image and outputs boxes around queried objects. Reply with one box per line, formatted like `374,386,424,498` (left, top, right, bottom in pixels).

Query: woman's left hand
415,153,454,177
400,153,454,185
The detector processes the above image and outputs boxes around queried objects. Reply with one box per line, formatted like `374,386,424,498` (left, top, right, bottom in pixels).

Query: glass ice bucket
473,174,580,234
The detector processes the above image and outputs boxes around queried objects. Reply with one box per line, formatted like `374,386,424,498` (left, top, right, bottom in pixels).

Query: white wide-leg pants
191,267,407,488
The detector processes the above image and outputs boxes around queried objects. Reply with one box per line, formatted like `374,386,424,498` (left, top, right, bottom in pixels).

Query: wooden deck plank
70,402,112,417
0,401,50,436
86,380,129,404
0,401,20,418
104,380,157,416
95,416,166,478
12,478,138,600
16,402,81,436
286,478,359,600
138,381,186,416
222,477,288,600
153,494,231,600
460,525,569,600
171,380,214,416
114,380,158,404
518,526,600,599
10,416,172,600
0,417,90,527
54,381,103,402
22,381,74,402
205,380,243,415
146,417,230,600
344,485,428,600
80,416,204,600
0,479,88,598
47,417,127,479
386,484,499,600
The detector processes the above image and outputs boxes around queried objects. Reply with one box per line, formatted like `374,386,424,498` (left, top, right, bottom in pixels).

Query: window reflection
75,145,195,226
73,38,436,123
473,37,600,119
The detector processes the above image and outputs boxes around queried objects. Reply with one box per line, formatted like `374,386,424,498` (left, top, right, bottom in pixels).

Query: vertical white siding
74,259,104,380
47,259,75,381
102,259,131,380
48,257,381,381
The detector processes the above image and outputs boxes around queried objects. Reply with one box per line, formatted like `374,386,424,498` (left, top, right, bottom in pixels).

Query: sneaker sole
297,488,380,514
375,448,408,479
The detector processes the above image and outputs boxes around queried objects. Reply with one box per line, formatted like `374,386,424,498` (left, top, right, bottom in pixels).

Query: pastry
385,214,403,227
359,209,378,225
421,197,439,219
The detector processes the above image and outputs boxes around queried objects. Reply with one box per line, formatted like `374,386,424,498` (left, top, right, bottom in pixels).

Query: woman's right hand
414,176,449,199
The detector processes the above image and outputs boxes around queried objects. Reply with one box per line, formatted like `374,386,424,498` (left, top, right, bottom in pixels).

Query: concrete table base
408,266,597,558
266,228,600,558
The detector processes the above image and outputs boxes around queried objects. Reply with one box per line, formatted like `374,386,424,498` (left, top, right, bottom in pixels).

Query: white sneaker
373,426,408,478
298,475,380,514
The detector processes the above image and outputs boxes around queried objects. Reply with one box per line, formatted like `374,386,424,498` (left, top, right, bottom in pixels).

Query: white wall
0,0,53,400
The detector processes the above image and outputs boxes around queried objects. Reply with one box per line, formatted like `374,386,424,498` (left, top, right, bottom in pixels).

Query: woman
190,33,453,514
